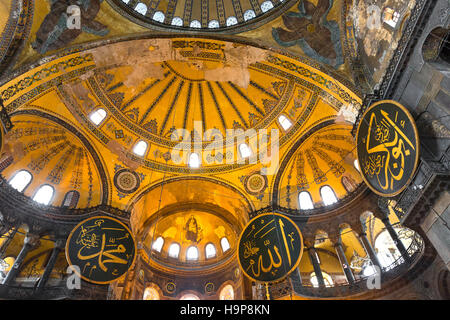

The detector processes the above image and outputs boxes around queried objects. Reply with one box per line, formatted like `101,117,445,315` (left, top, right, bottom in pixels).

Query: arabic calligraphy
238,213,303,283
66,216,136,284
357,101,419,197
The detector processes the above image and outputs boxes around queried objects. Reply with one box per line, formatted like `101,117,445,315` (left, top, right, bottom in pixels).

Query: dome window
89,108,107,126
220,237,230,252
168,242,180,258
62,190,80,208
208,20,219,28
151,236,164,252
320,185,338,206
8,170,32,192
153,11,165,23
239,143,252,158
188,153,201,168
190,20,201,28
260,1,274,13
278,115,293,131
133,140,148,156
226,16,238,26
298,191,314,210
243,10,256,21
186,246,199,261
134,3,147,15
33,184,55,205
205,243,216,259
171,17,183,26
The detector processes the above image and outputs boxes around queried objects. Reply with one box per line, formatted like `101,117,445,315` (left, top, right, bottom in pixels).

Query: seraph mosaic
272,0,343,68
32,0,109,54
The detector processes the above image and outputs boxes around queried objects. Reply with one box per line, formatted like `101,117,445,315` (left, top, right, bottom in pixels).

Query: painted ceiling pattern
2,113,104,208
277,123,363,209
0,36,363,213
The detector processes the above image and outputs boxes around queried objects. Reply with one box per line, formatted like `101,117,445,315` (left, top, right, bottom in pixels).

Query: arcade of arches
0,0,448,300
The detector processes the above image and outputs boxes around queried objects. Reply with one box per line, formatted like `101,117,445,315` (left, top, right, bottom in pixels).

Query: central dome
109,0,296,32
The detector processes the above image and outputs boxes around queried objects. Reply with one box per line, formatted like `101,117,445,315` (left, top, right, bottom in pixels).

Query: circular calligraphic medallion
356,100,420,197
114,169,141,194
237,213,303,283
65,216,136,284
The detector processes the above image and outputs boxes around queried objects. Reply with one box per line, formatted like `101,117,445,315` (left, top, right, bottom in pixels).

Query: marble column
307,247,325,288
333,238,355,284
357,231,383,272
0,227,16,259
381,217,410,262
289,267,303,292
35,239,65,294
0,234,40,293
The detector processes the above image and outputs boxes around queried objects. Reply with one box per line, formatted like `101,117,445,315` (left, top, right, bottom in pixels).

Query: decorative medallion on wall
65,216,136,284
204,282,215,294
356,100,420,197
166,281,176,294
240,171,268,199
237,213,303,283
114,168,141,194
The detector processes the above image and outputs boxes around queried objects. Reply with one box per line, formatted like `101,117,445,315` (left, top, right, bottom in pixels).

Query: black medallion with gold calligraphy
238,213,303,283
356,100,420,197
65,216,136,284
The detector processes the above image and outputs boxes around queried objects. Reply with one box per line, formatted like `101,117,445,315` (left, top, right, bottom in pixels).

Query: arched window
375,227,415,268
205,243,216,259
151,236,164,252
190,20,201,28
208,20,219,28
143,287,160,300
33,185,54,205
188,153,201,168
180,293,200,300
310,272,333,287
186,246,199,261
243,10,256,21
298,191,314,210
171,17,183,26
219,284,235,300
278,115,293,131
320,185,337,206
62,190,80,208
260,1,274,13
382,7,400,28
354,159,360,172
8,170,32,192
134,3,147,15
220,237,230,252
168,242,180,258
226,16,238,26
239,143,252,158
89,108,107,125
153,11,165,23
133,140,148,156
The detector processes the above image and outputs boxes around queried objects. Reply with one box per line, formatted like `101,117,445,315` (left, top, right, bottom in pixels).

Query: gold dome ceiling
0,35,362,212
2,112,107,209
109,0,297,32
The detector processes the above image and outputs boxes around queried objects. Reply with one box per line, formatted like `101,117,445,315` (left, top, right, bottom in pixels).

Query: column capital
54,239,65,249
24,234,40,248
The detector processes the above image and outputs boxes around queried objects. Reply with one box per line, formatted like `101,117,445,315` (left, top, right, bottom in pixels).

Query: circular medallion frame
237,212,303,284
114,168,141,194
356,100,420,197
65,216,137,285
